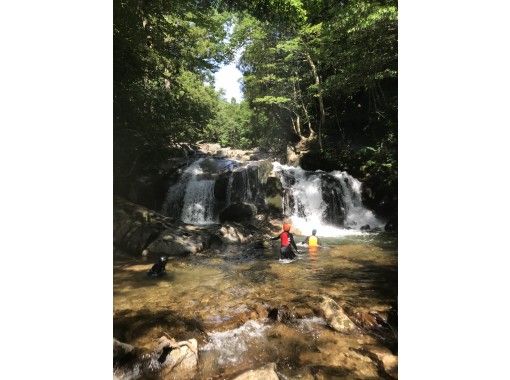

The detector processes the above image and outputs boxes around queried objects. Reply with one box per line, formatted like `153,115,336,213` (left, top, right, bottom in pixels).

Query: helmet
283,223,291,232
312,229,317,235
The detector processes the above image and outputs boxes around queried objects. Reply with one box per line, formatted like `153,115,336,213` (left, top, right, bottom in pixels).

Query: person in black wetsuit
270,223,298,259
147,256,168,277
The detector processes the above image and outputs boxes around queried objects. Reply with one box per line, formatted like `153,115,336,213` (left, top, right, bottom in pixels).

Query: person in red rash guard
270,223,298,259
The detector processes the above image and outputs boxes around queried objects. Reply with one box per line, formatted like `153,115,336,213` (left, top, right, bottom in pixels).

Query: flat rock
319,296,358,334
232,363,279,380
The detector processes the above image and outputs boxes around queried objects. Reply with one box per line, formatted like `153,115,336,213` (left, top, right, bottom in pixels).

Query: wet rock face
216,223,256,244
265,176,284,214
114,197,215,257
156,337,198,380
320,174,347,226
232,363,279,380
268,305,295,323
319,296,358,334
219,203,257,223
113,336,198,380
360,224,371,231
113,197,172,255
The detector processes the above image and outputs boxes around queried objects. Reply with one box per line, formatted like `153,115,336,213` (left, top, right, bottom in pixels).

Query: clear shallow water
114,233,397,378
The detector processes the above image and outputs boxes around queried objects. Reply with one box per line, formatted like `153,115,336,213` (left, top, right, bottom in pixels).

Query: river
114,232,397,379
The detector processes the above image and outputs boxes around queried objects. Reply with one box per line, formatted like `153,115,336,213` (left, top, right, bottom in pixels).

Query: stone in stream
360,224,371,231
232,362,279,380
319,296,358,334
156,336,198,380
267,305,295,323
113,336,198,380
113,339,139,368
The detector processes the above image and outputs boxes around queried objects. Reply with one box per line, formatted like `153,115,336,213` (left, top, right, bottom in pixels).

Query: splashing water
181,179,216,224
332,171,383,229
273,162,383,237
200,320,269,365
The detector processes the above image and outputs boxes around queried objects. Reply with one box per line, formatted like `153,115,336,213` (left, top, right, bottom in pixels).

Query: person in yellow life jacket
303,229,320,248
270,223,298,260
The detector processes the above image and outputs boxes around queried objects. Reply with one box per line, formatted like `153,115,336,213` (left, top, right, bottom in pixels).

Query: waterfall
161,155,382,234
273,163,383,236
225,172,234,206
181,179,216,224
332,171,382,229
162,158,217,225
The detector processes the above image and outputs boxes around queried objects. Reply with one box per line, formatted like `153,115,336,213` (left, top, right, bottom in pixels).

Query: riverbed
113,232,397,379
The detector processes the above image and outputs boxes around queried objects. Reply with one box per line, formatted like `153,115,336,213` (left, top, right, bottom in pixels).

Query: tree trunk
305,53,324,151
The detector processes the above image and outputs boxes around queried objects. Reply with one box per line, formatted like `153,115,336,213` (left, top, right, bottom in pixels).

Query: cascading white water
273,162,383,237
332,171,383,229
162,158,217,225
181,179,216,224
180,159,217,224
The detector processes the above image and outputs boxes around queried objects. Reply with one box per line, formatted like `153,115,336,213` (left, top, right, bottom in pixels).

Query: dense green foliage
230,0,398,217
114,0,398,220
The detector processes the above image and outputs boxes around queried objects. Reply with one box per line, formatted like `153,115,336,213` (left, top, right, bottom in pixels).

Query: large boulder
256,160,273,184
319,296,358,334
156,336,198,380
113,336,198,380
114,197,213,257
219,203,257,223
145,228,211,257
216,223,256,244
265,176,283,213
232,363,279,380
113,197,171,255
320,174,347,226
214,172,230,203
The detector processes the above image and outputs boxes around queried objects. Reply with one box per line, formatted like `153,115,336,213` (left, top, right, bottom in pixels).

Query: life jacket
280,231,290,247
308,235,318,247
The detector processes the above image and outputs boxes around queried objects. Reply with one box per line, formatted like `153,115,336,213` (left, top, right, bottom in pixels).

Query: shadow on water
114,308,207,344
235,260,280,285
113,271,176,296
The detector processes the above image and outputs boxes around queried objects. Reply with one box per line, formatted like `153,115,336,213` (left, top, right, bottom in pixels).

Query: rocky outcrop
113,197,171,255
267,305,295,323
145,228,211,257
360,224,371,231
113,336,198,380
219,203,257,223
156,336,198,380
320,174,347,226
265,176,283,214
216,223,257,244
232,363,279,380
319,296,358,334
114,197,214,257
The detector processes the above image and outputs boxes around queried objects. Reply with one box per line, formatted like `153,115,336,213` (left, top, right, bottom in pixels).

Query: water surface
114,232,397,378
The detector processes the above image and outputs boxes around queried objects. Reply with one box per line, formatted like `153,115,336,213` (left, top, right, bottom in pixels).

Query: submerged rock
360,224,371,231
319,296,358,334
232,363,279,380
268,305,295,323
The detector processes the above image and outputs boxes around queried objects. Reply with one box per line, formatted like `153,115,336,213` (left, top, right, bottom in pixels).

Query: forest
114,0,397,222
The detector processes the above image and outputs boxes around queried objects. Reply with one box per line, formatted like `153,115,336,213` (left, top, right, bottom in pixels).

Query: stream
114,233,397,379
114,153,397,379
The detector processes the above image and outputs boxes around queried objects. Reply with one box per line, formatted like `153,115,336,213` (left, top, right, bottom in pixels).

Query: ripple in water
200,320,269,365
